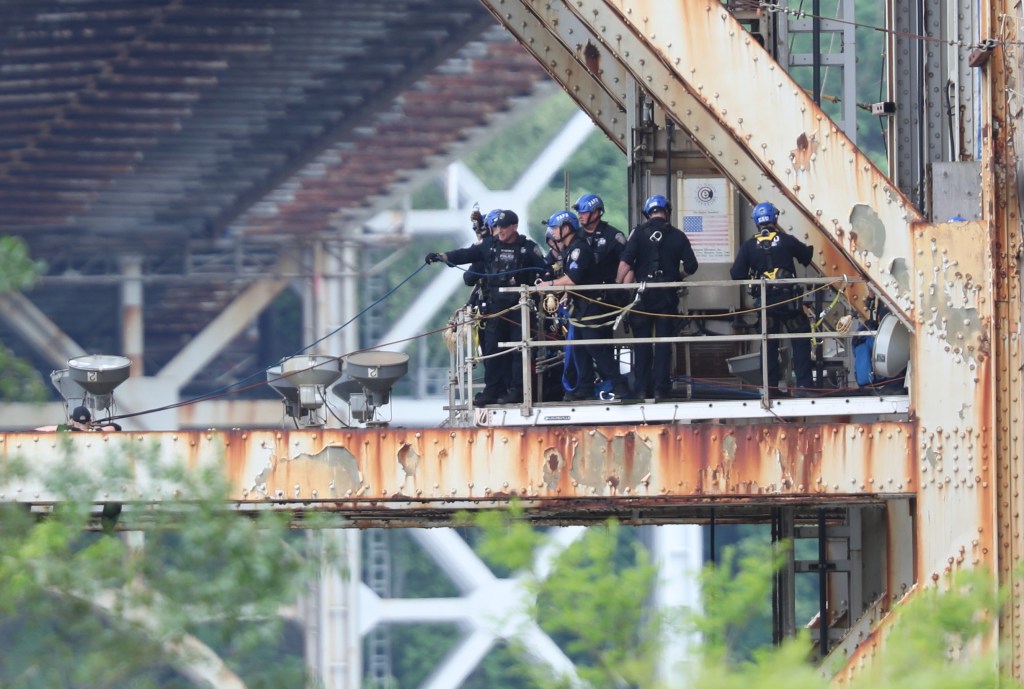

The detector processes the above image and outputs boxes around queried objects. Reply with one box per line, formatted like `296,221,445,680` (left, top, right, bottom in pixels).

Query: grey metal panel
891,1,921,203
930,161,982,221
923,2,946,173
952,0,977,160
892,0,951,213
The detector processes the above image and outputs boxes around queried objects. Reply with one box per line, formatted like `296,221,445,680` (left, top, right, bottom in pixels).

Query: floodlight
872,315,910,379
66,354,131,415
342,351,409,425
50,368,86,408
267,355,341,428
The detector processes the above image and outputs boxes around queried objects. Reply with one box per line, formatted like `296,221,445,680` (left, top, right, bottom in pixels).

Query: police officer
572,193,628,307
617,195,699,400
37,405,121,432
573,193,619,243
464,208,502,309
537,210,580,401
427,210,547,405
65,405,93,431
547,198,630,401
729,201,814,396
543,209,575,279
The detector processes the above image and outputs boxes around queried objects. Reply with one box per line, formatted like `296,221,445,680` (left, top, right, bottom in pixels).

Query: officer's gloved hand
470,209,484,234
425,252,442,265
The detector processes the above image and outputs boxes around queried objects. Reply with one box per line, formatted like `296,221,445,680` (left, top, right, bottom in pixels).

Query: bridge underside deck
42,496,903,530
471,394,911,426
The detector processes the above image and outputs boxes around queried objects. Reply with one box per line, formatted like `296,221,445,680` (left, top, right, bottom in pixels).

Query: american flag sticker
679,177,734,262
683,216,704,232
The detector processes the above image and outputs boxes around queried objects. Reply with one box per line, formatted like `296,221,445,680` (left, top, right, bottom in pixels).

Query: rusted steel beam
0,423,916,513
477,0,628,147
908,218,998,585
986,0,1024,678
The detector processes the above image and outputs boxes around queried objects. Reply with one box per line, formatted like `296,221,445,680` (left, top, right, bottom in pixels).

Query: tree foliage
0,235,48,402
469,507,1022,689
531,521,662,689
0,444,325,688
0,235,43,294
467,509,666,689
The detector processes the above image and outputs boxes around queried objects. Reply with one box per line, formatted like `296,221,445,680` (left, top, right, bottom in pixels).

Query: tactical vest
486,238,532,304
752,230,799,309
586,224,622,284
640,224,666,281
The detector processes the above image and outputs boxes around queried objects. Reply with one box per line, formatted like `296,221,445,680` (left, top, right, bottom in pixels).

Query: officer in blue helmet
463,208,503,306
572,193,604,223
617,194,699,401
536,210,581,401
730,201,815,396
571,192,626,293
451,207,500,401
541,194,628,401
484,208,503,233
542,209,579,278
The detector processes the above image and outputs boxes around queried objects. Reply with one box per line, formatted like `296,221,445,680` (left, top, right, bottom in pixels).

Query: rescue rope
543,277,846,323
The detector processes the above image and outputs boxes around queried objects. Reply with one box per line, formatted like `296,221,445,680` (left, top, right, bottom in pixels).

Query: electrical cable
106,263,439,422
877,44,889,168
759,1,1003,50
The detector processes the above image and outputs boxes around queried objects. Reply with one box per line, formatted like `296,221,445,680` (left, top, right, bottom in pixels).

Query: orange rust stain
975,338,997,571
18,423,917,508
791,132,815,168
583,41,600,75
619,431,635,492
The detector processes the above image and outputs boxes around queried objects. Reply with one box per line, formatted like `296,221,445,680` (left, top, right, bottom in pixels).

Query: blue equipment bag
853,336,875,386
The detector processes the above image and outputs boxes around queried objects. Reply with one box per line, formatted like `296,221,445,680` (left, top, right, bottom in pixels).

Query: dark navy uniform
537,248,566,401
619,216,699,399
730,225,814,393
543,247,564,280
443,234,547,403
563,222,628,400
463,238,490,309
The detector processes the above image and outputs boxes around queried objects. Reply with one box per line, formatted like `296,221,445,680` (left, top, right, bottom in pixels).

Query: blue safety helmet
642,194,671,218
484,208,502,231
751,201,779,227
545,210,579,244
546,210,580,232
572,193,604,215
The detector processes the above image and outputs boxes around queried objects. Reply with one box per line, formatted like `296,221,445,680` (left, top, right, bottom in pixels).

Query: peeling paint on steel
0,424,916,514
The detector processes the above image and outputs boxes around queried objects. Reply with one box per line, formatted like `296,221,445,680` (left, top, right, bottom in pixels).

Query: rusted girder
984,0,1024,678
0,424,916,519
477,0,628,146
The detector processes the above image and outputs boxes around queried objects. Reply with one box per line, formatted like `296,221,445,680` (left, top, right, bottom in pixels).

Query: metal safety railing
443,275,906,425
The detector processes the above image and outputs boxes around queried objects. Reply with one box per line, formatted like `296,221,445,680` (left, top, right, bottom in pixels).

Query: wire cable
759,1,998,50
107,263,438,423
